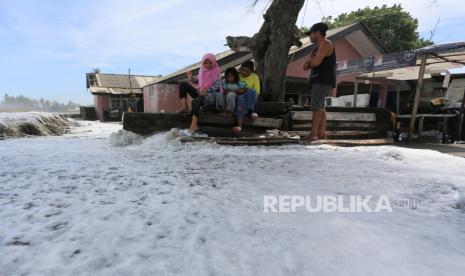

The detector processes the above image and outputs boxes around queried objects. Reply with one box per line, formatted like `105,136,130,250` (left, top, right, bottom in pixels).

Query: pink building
87,73,159,121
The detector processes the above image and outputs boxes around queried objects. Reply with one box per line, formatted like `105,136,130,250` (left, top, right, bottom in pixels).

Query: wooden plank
180,136,393,147
302,138,394,147
199,113,283,129
292,122,377,130
180,136,299,146
291,111,376,122
397,114,457,119
285,130,381,137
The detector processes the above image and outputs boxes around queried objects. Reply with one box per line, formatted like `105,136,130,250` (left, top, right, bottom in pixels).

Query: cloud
55,0,267,72
1,0,465,105
3,0,464,74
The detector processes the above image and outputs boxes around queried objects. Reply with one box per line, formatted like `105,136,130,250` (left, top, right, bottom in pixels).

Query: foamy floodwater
1,120,465,275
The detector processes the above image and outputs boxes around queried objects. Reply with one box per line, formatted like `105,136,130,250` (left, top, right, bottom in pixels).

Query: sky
1,0,465,105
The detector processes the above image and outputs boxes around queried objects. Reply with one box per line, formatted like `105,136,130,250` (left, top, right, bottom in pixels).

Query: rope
300,0,309,28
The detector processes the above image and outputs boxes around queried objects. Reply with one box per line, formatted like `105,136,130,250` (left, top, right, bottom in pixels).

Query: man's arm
303,58,312,70
311,42,331,68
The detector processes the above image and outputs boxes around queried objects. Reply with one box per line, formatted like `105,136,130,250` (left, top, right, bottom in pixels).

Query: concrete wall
143,84,192,113
94,94,110,122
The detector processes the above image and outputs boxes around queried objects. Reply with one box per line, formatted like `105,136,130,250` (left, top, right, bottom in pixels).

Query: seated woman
223,67,258,134
178,70,198,113
182,53,223,136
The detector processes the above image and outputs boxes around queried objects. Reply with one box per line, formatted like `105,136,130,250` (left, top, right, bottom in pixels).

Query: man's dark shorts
310,83,332,111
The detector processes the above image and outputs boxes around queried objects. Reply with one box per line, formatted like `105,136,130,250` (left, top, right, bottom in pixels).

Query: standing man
303,23,336,142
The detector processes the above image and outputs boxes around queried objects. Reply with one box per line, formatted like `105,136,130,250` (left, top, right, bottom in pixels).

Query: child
223,67,247,117
223,67,258,134
239,61,261,96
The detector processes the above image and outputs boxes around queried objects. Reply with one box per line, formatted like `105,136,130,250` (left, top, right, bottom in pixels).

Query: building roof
355,42,465,81
147,22,386,87
152,51,252,85
87,73,160,95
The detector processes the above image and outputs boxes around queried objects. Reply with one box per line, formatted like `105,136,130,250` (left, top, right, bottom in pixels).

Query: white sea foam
0,112,71,138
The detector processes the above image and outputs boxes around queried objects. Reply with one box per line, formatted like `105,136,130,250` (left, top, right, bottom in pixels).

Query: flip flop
180,129,194,137
191,129,208,137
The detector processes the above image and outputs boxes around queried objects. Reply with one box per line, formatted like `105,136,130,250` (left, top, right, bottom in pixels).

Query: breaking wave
110,129,144,147
110,128,222,152
0,112,71,139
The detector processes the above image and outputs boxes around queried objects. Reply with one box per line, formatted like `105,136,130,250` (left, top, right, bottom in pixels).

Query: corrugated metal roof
153,51,250,85
88,73,159,95
89,87,144,95
95,74,159,89
357,42,465,81
289,24,356,55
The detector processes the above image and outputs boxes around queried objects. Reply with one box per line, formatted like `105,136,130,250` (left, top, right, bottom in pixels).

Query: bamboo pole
407,54,428,143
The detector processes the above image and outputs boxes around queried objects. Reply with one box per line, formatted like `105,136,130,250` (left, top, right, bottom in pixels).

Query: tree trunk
226,0,305,102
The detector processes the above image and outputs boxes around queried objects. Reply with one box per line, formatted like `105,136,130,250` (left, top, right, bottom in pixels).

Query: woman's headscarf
198,53,222,92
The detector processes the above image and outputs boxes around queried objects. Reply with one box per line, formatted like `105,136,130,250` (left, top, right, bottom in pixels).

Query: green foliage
1,94,81,112
320,4,432,52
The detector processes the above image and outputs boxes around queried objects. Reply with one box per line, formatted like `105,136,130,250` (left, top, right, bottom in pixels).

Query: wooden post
368,73,375,107
353,82,359,107
407,54,428,143
396,83,401,116
459,88,465,141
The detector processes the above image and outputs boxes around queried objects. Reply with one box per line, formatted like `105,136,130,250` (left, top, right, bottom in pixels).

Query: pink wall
287,38,372,97
94,94,110,122
287,38,361,80
144,84,192,113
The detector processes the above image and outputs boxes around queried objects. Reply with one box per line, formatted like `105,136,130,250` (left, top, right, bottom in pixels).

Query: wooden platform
289,107,392,139
180,136,394,147
122,106,393,139
123,112,283,136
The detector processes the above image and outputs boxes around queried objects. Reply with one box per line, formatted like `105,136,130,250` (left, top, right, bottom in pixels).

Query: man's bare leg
310,110,322,140
318,110,327,139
